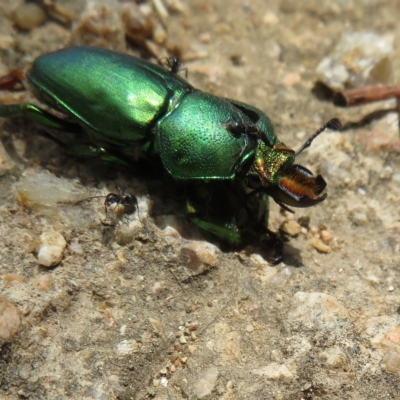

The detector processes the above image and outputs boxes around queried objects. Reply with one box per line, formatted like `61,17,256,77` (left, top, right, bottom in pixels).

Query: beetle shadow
279,243,305,267
1,118,306,266
239,241,304,268
185,226,305,268
340,109,399,130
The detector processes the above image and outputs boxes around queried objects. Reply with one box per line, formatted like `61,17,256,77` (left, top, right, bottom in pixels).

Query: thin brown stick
333,84,400,107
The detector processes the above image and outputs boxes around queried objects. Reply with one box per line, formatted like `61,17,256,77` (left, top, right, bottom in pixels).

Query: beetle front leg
0,103,82,133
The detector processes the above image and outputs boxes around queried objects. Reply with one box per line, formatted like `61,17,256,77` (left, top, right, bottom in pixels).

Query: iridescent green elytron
0,46,336,263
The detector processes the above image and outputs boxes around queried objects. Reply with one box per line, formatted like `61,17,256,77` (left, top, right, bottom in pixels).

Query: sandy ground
0,0,400,399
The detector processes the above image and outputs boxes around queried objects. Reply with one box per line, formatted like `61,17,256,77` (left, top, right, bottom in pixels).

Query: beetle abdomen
27,46,190,146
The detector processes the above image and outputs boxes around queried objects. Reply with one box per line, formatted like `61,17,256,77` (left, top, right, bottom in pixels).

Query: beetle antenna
74,195,105,204
295,118,342,156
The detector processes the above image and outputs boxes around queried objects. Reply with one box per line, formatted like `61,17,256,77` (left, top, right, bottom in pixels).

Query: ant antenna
295,118,342,156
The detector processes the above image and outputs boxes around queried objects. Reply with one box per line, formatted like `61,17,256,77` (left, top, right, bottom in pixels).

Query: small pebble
0,296,22,343
364,317,400,373
316,31,393,91
12,3,47,30
270,267,292,288
382,350,400,373
282,72,301,86
321,348,348,369
153,22,167,44
71,2,126,51
289,292,349,331
320,229,334,245
160,377,168,387
357,129,394,152
193,367,219,399
159,366,168,375
380,165,393,180
18,366,31,380
153,379,160,387
115,225,135,246
69,241,83,255
163,225,181,239
152,281,164,293
35,231,67,267
179,335,187,344
3,274,28,285
149,317,165,335
251,363,294,382
0,35,15,51
117,339,139,355
350,211,369,226
245,324,254,332
33,275,54,291
186,321,199,331
188,345,197,353
180,241,218,274
309,237,331,254
281,220,301,236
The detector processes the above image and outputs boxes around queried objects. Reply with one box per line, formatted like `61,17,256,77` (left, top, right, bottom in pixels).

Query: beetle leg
260,229,284,265
0,103,82,133
185,184,242,244
63,145,134,169
0,103,139,170
188,215,242,245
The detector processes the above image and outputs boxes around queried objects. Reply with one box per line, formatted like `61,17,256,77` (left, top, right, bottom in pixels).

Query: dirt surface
1,1,400,399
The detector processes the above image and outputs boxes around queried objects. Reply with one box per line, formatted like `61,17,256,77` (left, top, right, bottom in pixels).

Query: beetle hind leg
0,103,82,133
188,215,242,245
0,103,135,169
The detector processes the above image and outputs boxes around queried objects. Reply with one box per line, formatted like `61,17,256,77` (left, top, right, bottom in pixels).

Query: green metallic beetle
0,46,341,263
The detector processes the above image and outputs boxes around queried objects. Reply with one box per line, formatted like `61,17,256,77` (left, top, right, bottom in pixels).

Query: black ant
75,187,138,226
159,56,188,78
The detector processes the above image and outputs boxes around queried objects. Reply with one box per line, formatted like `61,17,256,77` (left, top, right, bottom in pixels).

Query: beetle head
246,118,341,209
246,140,327,210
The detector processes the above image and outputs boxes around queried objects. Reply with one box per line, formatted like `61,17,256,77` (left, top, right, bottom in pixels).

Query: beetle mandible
0,46,341,263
